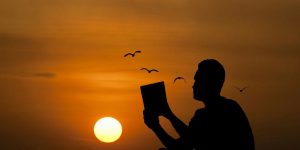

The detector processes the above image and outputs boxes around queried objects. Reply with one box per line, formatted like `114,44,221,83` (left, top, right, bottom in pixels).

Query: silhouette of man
144,59,255,150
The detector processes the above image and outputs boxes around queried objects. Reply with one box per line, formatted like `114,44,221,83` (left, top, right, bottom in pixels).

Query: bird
140,68,159,73
173,77,186,84
234,86,248,92
124,50,141,57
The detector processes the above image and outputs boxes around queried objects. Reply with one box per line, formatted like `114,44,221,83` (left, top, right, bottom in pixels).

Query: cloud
4,72,57,78
31,72,56,78
0,71,56,79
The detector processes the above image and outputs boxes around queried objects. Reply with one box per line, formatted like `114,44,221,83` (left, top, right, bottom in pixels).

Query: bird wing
140,68,149,71
173,77,179,84
181,77,187,82
151,69,159,72
174,77,185,84
124,53,133,57
173,79,177,84
134,50,141,54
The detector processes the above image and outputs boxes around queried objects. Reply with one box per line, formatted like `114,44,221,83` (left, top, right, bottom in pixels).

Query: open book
140,81,170,115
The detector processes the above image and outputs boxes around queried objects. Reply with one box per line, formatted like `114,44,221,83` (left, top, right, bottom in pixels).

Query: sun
94,117,122,143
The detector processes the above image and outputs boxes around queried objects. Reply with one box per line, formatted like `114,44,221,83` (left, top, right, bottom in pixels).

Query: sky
0,0,299,149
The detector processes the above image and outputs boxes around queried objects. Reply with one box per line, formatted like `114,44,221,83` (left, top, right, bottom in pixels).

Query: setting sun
94,117,122,143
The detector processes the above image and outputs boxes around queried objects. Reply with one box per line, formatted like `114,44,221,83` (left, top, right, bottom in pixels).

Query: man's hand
143,109,160,130
161,106,175,120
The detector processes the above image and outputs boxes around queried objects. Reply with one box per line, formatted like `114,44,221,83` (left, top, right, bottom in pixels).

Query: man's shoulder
220,97,246,116
221,97,241,109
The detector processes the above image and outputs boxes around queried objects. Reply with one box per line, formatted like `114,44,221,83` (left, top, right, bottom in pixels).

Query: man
144,59,255,150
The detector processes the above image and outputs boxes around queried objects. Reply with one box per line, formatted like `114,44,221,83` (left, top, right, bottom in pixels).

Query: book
140,81,170,115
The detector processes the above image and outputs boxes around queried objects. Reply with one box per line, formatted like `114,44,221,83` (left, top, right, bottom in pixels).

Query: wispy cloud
31,72,56,78
0,71,57,79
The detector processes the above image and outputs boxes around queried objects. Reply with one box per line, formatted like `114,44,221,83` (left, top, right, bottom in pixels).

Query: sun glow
94,117,122,143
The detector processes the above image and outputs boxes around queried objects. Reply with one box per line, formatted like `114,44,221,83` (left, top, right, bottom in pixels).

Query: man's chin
193,95,203,101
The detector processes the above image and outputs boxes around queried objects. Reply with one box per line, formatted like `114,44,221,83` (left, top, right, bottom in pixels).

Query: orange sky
0,0,300,149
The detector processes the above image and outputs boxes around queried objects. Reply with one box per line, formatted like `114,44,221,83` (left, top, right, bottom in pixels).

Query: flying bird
234,86,248,92
173,77,186,84
140,68,159,73
124,50,141,57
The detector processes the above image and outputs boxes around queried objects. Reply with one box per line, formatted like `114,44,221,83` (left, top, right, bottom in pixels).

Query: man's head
193,59,225,101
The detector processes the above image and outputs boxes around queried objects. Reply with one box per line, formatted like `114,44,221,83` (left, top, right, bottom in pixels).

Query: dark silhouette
235,86,249,92
173,77,186,84
141,82,170,116
124,50,141,57
140,68,159,73
143,59,255,150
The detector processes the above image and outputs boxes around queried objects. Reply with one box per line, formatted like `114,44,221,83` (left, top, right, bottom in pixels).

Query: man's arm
143,110,178,149
144,110,192,150
164,111,189,138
